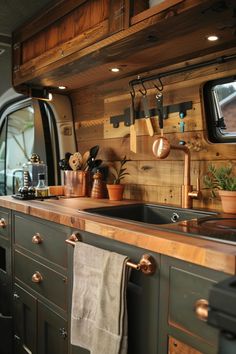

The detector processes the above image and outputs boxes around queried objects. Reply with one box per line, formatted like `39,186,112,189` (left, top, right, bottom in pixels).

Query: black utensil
89,145,99,160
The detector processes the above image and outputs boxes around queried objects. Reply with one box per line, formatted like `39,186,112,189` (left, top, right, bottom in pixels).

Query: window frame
0,97,60,195
203,75,236,143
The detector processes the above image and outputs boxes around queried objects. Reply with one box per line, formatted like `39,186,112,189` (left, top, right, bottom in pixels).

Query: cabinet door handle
59,327,68,339
13,292,20,300
32,233,43,244
194,299,209,321
32,271,43,283
0,218,6,228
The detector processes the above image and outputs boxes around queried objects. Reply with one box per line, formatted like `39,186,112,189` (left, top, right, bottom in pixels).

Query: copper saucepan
152,93,170,159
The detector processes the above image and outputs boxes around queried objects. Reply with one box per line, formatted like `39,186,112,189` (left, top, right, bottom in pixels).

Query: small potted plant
204,163,236,213
106,156,130,201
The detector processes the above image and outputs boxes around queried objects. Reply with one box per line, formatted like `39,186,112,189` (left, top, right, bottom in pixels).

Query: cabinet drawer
14,213,70,268
15,250,67,311
0,208,10,240
169,266,219,346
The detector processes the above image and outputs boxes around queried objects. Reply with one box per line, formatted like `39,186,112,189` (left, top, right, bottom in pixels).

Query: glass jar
23,153,48,187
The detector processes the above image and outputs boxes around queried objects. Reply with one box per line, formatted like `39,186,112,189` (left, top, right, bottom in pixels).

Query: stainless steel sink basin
84,203,216,225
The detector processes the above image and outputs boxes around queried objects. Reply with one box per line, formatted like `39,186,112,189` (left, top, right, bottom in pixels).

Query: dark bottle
35,173,49,198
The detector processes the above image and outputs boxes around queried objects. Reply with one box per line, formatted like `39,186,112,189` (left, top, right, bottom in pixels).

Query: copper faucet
153,138,201,208
170,144,201,208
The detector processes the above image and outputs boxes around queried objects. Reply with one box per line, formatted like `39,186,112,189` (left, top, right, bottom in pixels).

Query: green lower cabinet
158,255,229,354
13,284,68,354
68,231,160,354
9,211,231,354
13,284,37,353
37,300,68,354
0,208,13,354
0,238,12,319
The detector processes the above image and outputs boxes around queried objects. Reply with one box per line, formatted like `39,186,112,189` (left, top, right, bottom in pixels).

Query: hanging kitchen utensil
140,88,154,137
130,90,137,153
152,92,170,159
69,152,83,170
156,92,164,132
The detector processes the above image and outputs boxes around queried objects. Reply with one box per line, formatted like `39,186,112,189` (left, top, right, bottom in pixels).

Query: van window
0,98,59,195
203,76,236,143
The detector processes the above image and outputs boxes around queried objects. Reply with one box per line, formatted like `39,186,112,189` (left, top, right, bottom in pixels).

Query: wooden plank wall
70,53,236,211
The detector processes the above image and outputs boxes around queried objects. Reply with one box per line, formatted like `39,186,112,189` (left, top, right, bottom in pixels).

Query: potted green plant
204,164,236,213
106,156,130,201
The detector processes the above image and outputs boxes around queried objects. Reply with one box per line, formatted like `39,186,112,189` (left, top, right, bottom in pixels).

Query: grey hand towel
71,242,130,354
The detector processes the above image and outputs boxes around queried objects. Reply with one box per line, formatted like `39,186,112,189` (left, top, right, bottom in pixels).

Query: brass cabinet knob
32,271,43,283
194,299,209,321
32,233,43,244
0,218,6,228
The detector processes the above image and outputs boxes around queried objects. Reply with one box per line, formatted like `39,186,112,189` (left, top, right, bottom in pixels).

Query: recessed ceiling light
110,67,120,73
207,35,219,41
58,85,67,90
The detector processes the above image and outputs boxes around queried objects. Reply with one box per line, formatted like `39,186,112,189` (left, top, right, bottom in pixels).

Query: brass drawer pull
194,299,209,321
32,271,43,283
0,218,6,228
32,233,43,244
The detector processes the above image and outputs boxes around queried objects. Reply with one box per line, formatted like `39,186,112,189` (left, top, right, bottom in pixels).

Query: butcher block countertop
1,195,236,275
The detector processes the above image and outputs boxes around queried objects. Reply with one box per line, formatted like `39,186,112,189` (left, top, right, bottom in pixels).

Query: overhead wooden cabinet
12,0,127,92
12,0,236,93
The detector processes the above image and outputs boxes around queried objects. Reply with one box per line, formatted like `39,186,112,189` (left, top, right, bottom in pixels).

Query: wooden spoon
81,150,90,170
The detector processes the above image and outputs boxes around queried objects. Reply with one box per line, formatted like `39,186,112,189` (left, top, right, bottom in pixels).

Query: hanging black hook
129,83,136,98
138,80,147,96
153,77,163,92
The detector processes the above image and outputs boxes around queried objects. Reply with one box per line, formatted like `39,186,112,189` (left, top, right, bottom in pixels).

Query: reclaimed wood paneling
109,0,125,34
70,54,236,211
131,0,184,25
21,0,109,63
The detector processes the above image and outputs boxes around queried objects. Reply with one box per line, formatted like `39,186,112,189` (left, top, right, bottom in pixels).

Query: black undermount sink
84,203,216,225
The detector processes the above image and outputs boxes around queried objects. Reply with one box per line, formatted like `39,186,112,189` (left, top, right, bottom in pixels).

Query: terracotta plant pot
106,184,125,201
219,190,236,214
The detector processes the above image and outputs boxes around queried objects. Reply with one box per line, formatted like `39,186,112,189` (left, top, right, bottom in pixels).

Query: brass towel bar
65,234,156,275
